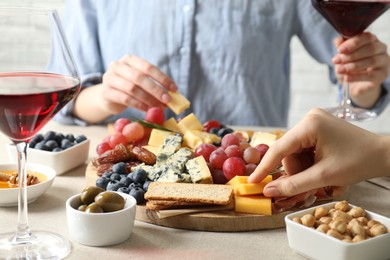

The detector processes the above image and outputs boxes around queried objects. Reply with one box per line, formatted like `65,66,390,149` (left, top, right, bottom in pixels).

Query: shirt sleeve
54,0,104,125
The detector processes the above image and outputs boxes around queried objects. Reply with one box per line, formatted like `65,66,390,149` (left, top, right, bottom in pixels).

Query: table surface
1,121,389,260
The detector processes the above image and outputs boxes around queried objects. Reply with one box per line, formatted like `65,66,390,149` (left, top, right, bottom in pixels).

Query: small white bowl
7,139,90,175
285,201,390,260
0,163,56,207
66,191,137,247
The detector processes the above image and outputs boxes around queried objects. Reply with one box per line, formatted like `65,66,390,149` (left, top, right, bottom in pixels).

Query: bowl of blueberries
95,162,150,205
7,131,90,175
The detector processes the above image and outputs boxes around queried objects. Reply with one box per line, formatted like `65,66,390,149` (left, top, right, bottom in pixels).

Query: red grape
145,107,165,125
96,142,112,156
210,168,228,184
239,141,251,151
243,147,261,164
221,133,240,149
222,157,246,181
114,118,131,133
109,133,128,148
122,122,145,143
245,163,257,176
194,143,217,162
203,120,221,133
224,145,243,158
209,148,228,169
255,144,270,161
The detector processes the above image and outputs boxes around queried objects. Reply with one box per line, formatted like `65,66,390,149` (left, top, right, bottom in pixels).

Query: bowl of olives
66,186,137,247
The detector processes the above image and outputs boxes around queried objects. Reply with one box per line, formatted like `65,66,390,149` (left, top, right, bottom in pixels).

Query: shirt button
183,4,192,12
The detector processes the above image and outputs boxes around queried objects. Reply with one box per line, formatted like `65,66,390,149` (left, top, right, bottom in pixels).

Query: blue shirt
56,0,389,127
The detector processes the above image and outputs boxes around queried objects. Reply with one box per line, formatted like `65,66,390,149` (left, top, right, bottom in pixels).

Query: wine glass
312,0,390,121
0,7,80,259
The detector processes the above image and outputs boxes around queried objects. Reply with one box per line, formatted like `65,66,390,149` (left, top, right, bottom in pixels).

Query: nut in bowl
7,132,90,175
66,191,137,247
0,163,56,207
285,201,390,260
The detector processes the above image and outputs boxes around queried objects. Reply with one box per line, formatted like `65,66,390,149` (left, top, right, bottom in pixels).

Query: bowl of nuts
285,201,390,260
0,163,56,207
7,131,90,175
65,186,137,247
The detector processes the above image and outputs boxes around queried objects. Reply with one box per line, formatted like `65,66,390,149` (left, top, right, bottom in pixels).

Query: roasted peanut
316,224,330,234
292,217,302,224
330,220,347,234
348,207,366,218
314,207,328,219
327,229,344,240
334,200,349,212
370,224,388,237
301,214,316,227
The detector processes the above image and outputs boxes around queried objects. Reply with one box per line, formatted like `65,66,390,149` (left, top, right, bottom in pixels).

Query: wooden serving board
85,162,289,232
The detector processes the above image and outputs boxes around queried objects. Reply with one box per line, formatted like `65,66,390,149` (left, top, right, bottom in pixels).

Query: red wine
0,72,80,142
312,0,390,38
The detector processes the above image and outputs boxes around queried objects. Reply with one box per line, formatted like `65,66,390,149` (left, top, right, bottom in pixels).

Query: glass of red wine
312,0,390,121
0,7,80,259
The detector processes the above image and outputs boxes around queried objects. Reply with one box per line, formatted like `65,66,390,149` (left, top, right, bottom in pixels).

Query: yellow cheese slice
234,195,272,216
183,130,221,150
235,183,267,195
148,129,175,147
167,91,191,115
226,175,272,187
177,113,203,134
250,132,278,147
163,117,181,133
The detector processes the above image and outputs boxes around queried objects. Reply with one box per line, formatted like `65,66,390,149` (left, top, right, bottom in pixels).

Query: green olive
85,202,104,213
94,191,125,212
77,204,88,212
80,186,105,205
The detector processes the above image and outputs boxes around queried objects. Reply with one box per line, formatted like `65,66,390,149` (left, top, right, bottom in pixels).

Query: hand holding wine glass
0,7,80,259
312,0,390,121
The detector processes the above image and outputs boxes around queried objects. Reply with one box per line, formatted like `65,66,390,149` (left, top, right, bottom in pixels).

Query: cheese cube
163,117,181,133
234,195,272,215
250,132,278,147
226,175,272,187
185,156,213,184
148,129,174,147
183,130,221,149
167,91,191,115
235,183,267,195
177,113,203,134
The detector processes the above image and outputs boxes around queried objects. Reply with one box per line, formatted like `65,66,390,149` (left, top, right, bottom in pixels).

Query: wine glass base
0,231,71,259
324,106,377,122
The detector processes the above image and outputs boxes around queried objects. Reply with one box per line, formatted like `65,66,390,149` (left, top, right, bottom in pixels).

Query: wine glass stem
340,77,352,116
14,142,32,243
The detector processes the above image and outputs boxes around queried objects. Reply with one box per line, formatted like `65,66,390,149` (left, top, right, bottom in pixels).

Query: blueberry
65,134,75,143
110,173,121,181
52,147,63,152
54,132,65,144
96,177,110,190
117,187,130,194
106,180,124,191
102,171,113,179
43,131,56,141
120,176,132,187
45,140,59,151
31,134,44,144
129,187,145,204
112,162,127,175
28,140,37,149
34,141,50,151
75,135,87,143
143,180,151,192
132,169,148,184
217,127,234,137
129,183,142,190
61,139,73,150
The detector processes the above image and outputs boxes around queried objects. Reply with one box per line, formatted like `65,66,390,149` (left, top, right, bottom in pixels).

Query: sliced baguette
145,182,233,205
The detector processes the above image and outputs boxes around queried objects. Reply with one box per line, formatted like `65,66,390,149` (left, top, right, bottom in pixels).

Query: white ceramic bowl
66,191,137,247
7,139,90,175
285,201,390,260
0,163,56,207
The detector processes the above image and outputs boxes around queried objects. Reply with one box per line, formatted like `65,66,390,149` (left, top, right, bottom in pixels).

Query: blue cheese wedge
157,135,183,162
156,165,191,183
165,147,194,171
185,156,213,184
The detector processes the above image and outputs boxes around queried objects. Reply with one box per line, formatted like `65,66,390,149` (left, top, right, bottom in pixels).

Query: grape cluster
195,130,269,184
95,162,150,205
29,131,87,152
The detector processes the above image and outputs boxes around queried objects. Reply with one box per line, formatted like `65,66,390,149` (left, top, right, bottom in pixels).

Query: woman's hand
332,32,390,108
248,108,390,197
100,55,177,114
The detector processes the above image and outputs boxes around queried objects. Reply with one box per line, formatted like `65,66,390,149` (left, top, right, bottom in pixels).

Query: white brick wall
1,1,390,133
